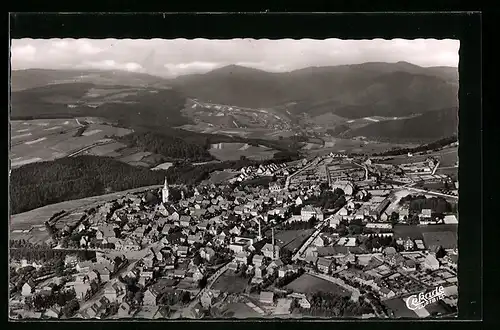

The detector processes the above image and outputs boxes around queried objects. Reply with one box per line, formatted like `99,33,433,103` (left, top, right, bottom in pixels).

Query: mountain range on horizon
11,60,458,80
10,61,459,143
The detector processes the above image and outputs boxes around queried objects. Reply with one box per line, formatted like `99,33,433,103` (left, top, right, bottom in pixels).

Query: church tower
162,177,170,204
257,218,262,241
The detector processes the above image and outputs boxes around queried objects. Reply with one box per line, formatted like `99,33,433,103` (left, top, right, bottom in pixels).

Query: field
207,170,240,184
10,118,168,168
181,123,295,140
376,147,458,166
152,162,174,171
285,273,351,296
275,229,315,251
393,224,458,241
10,119,132,167
304,137,417,156
209,142,277,161
222,302,261,319
211,270,249,293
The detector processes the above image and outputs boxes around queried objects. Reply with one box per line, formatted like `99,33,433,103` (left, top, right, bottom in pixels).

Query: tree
55,257,65,276
134,291,144,306
390,212,399,225
62,299,80,318
193,253,202,266
408,214,420,225
198,276,208,289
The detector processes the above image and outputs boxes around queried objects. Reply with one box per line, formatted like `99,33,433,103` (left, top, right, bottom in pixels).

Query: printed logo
405,286,445,311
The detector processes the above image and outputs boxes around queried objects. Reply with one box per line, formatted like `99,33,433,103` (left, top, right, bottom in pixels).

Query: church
161,177,170,203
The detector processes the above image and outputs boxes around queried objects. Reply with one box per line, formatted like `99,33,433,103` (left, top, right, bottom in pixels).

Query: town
9,152,458,319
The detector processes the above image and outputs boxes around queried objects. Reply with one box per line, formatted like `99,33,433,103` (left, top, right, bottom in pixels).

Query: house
190,266,205,282
200,290,221,308
64,255,79,268
187,234,203,245
200,247,216,262
177,246,189,258
104,282,125,302
300,205,317,222
404,238,415,251
21,281,35,297
76,261,93,273
173,269,187,279
313,235,327,247
44,306,61,319
235,252,248,264
71,280,91,300
423,254,440,270
260,291,274,305
329,216,341,229
229,226,242,236
399,207,410,220
162,253,175,270
278,265,297,278
180,216,191,227
254,265,266,279
227,262,238,271
317,257,334,274
295,196,303,206
229,242,246,254
252,255,264,267
420,209,432,219
379,287,396,299
262,243,280,260
88,269,100,283
402,259,417,272
118,302,132,318
80,236,89,248
338,207,349,217
443,214,458,224
96,266,113,282
143,287,162,306
299,297,311,309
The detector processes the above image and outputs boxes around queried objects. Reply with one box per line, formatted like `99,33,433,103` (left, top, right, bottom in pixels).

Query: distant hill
10,68,170,91
170,62,459,119
10,64,459,142
10,82,189,129
341,107,458,143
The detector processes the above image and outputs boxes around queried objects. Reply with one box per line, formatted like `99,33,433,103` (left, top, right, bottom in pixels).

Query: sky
10,38,459,78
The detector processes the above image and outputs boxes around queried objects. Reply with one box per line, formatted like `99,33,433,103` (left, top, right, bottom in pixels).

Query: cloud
236,61,288,72
10,38,459,77
11,44,36,62
76,41,103,55
80,60,145,72
163,62,222,76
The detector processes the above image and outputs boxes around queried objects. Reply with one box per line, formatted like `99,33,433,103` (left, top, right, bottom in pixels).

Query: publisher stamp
406,286,446,311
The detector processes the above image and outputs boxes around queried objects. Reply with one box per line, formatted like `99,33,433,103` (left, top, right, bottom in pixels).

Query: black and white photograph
9,36,460,320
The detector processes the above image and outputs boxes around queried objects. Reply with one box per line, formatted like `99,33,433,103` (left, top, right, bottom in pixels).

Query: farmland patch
82,129,102,136
25,137,47,145
12,133,32,140
209,142,277,161
285,273,351,296
211,270,249,293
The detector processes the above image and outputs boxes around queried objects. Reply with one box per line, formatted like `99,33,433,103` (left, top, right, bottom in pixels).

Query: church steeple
162,176,170,203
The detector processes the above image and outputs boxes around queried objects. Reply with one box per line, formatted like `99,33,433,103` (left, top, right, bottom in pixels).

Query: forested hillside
10,154,298,214
117,131,215,162
10,156,169,214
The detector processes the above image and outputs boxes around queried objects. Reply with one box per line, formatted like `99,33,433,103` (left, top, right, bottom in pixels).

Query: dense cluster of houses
10,153,459,319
